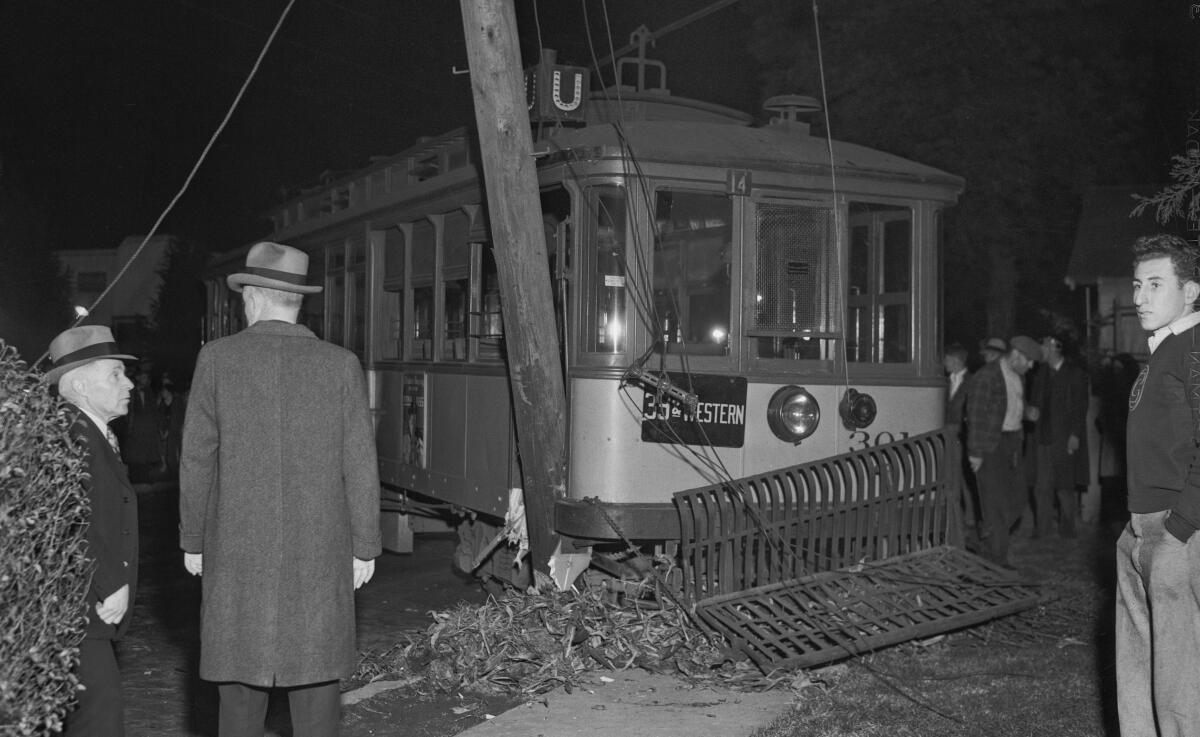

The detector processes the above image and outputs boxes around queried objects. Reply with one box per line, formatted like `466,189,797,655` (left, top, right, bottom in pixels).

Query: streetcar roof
536,120,965,196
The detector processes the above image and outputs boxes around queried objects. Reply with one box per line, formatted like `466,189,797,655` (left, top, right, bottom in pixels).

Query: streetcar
204,50,963,585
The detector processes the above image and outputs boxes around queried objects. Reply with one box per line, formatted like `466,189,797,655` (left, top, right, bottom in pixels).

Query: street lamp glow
73,306,89,318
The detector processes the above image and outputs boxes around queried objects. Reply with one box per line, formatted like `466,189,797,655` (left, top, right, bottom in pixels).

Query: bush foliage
0,341,91,736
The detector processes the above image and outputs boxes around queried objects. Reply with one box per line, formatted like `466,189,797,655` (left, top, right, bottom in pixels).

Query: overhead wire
35,0,299,367
575,0,765,497
811,0,851,457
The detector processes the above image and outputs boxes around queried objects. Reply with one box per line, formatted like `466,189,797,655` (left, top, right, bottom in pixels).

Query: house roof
1066,184,1189,287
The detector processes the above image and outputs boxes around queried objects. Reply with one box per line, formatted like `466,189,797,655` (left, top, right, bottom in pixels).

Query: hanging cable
37,0,298,367
811,0,850,457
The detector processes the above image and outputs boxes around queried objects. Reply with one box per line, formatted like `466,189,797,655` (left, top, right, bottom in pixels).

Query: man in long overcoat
46,325,139,736
1026,333,1090,537
180,241,381,736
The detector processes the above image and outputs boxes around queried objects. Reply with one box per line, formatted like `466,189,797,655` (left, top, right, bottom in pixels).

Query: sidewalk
448,670,794,737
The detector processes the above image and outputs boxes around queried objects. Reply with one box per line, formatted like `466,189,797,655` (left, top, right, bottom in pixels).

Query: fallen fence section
673,430,1041,670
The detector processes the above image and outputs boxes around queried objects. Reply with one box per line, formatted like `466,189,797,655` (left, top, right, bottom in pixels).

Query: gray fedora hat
45,325,136,384
227,241,322,294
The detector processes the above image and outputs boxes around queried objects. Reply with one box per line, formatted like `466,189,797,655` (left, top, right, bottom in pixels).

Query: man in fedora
45,325,138,736
180,241,381,736
966,335,1043,568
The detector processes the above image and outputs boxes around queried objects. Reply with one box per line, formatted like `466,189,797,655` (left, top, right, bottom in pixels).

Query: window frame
648,184,740,373
742,193,840,375
845,199,918,368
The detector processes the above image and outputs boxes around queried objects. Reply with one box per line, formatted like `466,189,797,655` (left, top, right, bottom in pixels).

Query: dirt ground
118,485,1121,737
120,485,515,737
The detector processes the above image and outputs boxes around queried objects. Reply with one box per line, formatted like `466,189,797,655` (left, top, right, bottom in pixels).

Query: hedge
0,341,91,735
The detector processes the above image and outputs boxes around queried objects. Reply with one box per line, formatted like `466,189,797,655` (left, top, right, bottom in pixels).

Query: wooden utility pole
459,0,567,573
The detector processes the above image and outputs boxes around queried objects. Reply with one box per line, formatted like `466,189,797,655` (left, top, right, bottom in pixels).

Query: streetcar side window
478,245,504,360
348,241,367,360
442,212,470,362
653,190,732,356
323,240,367,361
379,226,405,361
409,220,435,361
301,250,325,339
847,203,913,364
584,188,627,354
220,282,246,338
748,202,839,360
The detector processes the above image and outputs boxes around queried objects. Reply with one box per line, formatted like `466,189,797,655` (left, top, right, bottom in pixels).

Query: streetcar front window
584,188,627,354
749,202,838,361
847,203,913,363
652,190,732,357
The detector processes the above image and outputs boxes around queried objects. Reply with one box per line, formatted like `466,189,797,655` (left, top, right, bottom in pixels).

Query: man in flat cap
979,337,1008,364
45,325,138,736
966,334,1043,568
180,241,381,736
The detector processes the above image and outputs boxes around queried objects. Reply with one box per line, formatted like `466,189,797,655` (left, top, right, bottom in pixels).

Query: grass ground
751,525,1119,737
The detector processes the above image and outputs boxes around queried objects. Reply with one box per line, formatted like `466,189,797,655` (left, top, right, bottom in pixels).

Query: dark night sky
0,0,759,252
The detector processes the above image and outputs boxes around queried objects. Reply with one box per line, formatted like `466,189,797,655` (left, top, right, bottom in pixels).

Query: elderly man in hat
180,241,381,736
45,326,138,736
965,335,1043,568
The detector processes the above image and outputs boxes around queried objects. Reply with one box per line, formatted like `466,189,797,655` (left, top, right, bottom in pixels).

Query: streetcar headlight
838,388,877,430
767,385,820,443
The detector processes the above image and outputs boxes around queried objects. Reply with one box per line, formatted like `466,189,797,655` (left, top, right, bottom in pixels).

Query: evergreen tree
148,238,210,384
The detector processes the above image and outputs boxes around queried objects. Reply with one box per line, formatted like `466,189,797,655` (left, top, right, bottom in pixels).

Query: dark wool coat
179,320,382,687
1027,359,1090,488
69,410,138,640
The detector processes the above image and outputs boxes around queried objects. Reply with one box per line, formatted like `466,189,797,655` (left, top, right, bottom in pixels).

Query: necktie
106,426,121,454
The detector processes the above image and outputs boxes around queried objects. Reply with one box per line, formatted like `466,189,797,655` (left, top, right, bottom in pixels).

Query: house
1065,185,1190,359
55,234,175,355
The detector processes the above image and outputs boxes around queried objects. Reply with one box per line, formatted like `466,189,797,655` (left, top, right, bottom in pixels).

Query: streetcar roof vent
764,95,821,136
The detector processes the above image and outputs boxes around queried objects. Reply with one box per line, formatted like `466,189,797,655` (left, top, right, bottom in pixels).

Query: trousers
1033,444,1079,537
218,680,341,737
62,638,125,737
974,431,1025,565
1115,511,1200,737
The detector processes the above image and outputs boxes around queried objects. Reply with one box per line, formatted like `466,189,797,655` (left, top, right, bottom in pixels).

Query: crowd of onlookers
943,334,1140,564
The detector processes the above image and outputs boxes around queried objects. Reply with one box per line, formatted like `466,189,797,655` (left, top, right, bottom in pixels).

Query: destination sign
640,373,747,448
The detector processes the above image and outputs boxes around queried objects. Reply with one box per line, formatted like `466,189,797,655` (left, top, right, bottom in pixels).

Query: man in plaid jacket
966,335,1043,568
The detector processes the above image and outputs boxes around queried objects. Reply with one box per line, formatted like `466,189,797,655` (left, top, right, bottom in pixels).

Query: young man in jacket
180,242,382,736
1116,233,1200,736
46,325,138,736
